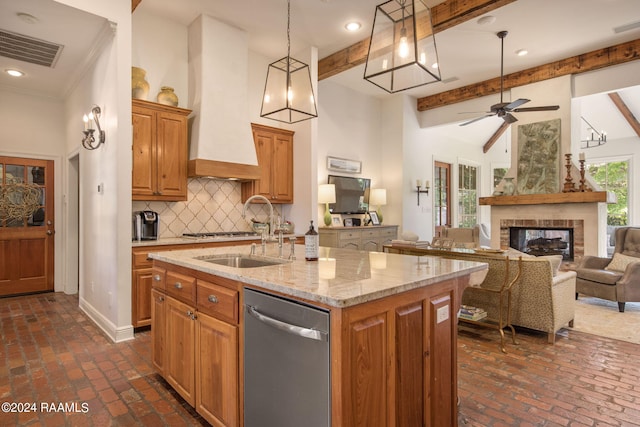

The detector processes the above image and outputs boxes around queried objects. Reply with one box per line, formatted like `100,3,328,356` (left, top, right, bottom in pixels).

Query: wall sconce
415,179,429,205
82,105,105,150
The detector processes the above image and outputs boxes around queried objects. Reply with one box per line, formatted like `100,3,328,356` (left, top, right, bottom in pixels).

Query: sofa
396,248,577,344
576,227,640,312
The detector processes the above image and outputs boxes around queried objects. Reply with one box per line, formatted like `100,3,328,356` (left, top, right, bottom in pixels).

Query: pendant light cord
287,0,291,59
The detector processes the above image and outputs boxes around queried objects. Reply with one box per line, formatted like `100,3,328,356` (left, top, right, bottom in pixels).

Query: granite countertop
149,245,488,308
132,234,298,248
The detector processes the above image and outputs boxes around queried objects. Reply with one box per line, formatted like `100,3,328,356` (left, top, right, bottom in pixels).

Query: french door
0,156,54,296
434,161,451,237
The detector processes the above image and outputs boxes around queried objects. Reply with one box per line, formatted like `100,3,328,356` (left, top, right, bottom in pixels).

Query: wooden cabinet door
251,129,273,199
132,106,156,198
132,268,153,327
361,239,379,252
166,295,196,406
156,111,188,200
151,289,166,375
271,133,293,202
196,312,238,427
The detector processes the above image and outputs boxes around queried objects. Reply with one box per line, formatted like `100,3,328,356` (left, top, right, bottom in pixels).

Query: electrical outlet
436,305,449,324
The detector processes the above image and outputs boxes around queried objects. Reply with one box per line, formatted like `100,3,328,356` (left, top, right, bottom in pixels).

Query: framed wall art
327,156,362,174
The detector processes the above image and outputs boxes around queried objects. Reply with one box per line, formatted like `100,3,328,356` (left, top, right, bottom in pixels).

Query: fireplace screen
509,227,574,261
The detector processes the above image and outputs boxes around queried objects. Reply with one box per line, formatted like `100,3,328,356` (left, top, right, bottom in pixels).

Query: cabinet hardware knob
208,295,218,303
174,282,183,289
46,230,53,235
153,275,161,281
158,296,164,302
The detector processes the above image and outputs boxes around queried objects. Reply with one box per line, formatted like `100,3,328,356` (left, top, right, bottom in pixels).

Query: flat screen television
328,175,370,214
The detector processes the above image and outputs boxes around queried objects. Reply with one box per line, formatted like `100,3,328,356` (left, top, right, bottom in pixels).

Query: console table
319,225,398,252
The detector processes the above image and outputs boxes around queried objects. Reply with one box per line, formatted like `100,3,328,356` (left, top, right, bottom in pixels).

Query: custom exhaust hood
187,15,261,180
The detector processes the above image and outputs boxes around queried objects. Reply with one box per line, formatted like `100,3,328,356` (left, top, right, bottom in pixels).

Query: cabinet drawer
197,279,239,324
378,227,397,238
151,267,166,290
338,230,360,241
361,229,379,239
165,270,196,304
133,251,153,269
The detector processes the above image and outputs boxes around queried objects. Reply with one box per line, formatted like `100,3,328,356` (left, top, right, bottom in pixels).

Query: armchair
576,227,640,312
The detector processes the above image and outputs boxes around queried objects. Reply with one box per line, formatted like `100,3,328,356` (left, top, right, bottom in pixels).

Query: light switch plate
437,305,449,323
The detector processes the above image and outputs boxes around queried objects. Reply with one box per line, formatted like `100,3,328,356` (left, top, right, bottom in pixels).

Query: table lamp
369,188,387,224
318,184,336,226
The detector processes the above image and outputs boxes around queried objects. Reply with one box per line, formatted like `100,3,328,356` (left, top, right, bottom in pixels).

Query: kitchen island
149,244,487,427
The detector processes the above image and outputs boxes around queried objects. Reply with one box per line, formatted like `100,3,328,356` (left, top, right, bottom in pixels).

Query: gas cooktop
182,231,260,239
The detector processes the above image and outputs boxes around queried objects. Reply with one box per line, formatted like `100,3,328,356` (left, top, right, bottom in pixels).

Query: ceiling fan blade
459,114,495,126
513,105,560,112
502,113,518,124
504,98,530,110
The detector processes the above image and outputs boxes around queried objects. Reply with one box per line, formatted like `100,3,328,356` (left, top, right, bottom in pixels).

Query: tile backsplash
133,178,280,238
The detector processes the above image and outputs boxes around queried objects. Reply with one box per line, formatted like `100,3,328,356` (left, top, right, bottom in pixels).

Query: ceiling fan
459,30,559,126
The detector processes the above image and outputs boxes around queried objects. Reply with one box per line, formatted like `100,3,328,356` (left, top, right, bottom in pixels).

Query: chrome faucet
242,194,275,242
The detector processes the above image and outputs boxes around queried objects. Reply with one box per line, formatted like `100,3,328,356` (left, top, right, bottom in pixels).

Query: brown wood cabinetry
132,240,258,328
151,262,240,427
332,279,459,426
132,99,191,201
241,123,294,204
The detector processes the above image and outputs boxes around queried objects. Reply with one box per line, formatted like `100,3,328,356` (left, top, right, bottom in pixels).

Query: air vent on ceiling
0,29,63,68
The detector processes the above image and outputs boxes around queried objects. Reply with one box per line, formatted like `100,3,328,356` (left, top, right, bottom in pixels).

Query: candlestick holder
562,153,577,192
415,186,429,205
578,159,591,192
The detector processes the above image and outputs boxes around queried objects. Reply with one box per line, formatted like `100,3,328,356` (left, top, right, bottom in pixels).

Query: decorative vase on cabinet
132,67,150,100
157,86,179,107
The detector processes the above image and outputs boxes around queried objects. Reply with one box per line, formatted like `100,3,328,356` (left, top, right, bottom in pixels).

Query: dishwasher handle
246,305,328,342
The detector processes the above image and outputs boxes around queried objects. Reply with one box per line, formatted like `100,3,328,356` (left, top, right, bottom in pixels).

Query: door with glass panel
434,161,451,237
0,156,54,296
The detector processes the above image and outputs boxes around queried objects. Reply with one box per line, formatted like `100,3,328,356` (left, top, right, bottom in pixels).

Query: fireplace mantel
479,191,614,206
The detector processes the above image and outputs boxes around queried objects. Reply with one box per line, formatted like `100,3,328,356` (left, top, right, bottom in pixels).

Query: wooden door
196,312,238,427
434,161,451,238
165,295,196,406
151,288,166,375
272,133,293,202
156,111,188,199
132,105,156,198
0,156,54,296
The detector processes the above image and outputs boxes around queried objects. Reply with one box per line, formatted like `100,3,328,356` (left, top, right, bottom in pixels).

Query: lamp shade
318,184,336,204
369,188,387,206
364,0,441,93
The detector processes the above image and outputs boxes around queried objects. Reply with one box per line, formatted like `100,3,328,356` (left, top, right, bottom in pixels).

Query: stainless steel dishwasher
244,288,330,427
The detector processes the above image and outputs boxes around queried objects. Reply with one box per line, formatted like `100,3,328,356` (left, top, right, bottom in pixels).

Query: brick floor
1,292,639,426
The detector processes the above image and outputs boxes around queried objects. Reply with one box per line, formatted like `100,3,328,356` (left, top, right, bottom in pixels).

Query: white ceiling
1,0,639,144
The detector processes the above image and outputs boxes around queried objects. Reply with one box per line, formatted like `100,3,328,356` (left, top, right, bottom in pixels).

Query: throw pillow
605,252,640,272
537,255,563,276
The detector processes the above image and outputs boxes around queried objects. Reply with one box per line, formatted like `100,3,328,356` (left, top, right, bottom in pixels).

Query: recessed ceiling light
345,21,361,32
477,15,496,26
6,69,25,77
516,49,528,56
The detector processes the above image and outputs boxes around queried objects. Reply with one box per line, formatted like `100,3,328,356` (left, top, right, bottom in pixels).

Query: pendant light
364,0,441,93
260,0,317,123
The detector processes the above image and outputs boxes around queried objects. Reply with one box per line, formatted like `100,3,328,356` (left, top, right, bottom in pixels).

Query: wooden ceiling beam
417,38,640,111
132,0,142,13
317,0,517,81
608,92,640,138
483,121,510,153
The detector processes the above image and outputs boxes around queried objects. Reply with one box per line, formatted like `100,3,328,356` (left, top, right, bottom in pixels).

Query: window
434,161,451,236
458,164,478,227
586,159,629,226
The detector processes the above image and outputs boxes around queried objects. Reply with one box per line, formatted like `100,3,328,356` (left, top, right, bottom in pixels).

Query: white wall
58,0,133,342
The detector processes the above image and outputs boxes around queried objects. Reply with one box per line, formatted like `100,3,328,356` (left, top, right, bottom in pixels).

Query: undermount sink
196,254,290,268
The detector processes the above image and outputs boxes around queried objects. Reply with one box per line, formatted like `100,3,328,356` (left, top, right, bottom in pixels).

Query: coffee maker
132,210,159,241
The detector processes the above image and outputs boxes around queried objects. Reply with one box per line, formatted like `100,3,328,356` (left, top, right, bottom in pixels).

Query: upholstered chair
575,227,640,312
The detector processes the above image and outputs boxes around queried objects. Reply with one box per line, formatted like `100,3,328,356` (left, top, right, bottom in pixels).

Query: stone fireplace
480,192,612,269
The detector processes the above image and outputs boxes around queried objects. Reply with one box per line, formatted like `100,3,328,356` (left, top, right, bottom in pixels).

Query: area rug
569,296,640,345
